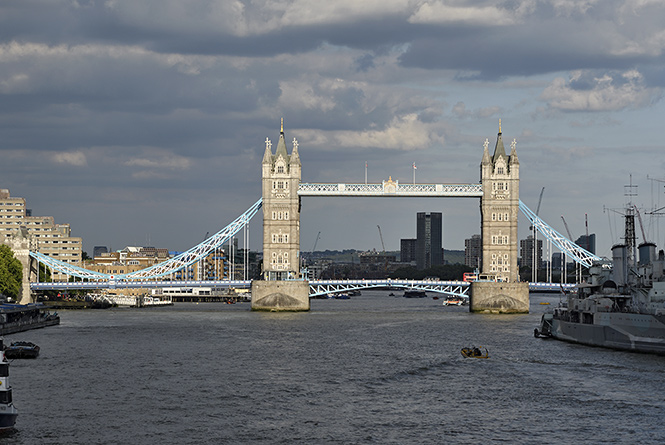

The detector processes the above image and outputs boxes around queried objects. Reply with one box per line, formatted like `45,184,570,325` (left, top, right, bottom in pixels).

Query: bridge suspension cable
519,200,603,268
30,198,263,281
32,196,599,281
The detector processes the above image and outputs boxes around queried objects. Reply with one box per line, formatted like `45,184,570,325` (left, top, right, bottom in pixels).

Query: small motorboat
4,341,40,359
443,298,464,306
461,346,488,359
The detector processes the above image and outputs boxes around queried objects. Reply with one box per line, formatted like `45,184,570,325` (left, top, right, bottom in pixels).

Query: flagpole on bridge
365,161,367,184
413,162,416,184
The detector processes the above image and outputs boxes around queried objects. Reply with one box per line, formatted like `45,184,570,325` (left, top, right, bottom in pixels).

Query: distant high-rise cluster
400,212,443,270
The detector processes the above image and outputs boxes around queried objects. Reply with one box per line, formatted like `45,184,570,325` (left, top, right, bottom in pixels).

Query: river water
3,291,665,444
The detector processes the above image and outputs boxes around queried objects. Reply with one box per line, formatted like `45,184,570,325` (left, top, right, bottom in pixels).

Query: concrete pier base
251,280,310,311
470,281,529,314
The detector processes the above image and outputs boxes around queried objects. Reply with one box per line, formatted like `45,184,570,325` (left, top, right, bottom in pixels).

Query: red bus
463,272,478,282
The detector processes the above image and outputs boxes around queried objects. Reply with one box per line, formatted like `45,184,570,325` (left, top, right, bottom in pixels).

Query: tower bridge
20,121,600,312
254,119,527,311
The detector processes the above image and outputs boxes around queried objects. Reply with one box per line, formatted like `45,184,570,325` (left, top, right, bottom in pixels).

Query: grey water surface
3,292,664,444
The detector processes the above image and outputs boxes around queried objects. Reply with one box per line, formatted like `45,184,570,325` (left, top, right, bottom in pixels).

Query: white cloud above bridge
1,0,665,257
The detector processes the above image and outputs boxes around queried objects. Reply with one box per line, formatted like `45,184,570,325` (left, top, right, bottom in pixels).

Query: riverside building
0,188,82,281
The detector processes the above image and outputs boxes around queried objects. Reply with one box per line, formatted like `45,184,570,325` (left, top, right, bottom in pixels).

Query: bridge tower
472,121,529,313
252,120,309,311
2,226,39,304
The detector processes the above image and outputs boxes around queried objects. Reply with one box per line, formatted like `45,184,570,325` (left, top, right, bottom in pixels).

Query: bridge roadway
30,279,575,297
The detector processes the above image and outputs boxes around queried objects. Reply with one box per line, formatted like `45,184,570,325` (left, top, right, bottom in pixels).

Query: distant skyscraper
575,234,596,254
416,212,442,270
93,246,108,258
520,235,543,270
400,238,416,263
465,234,481,269
552,252,560,269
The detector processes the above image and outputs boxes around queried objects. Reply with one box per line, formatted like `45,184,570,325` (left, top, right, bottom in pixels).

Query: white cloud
299,114,443,151
276,0,410,28
52,151,87,166
0,73,30,93
549,0,599,16
409,1,518,26
540,70,660,111
125,154,191,170
452,101,502,119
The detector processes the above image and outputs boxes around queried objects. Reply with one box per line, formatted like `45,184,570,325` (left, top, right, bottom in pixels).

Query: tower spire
281,118,284,134
499,118,502,134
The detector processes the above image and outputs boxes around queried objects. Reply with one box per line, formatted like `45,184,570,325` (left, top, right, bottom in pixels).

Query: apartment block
0,188,82,280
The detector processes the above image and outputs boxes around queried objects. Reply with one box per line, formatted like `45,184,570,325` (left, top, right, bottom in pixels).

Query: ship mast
625,176,638,268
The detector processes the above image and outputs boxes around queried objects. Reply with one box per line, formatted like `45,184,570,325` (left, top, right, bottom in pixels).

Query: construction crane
585,214,589,251
529,187,545,231
377,225,386,252
561,216,573,240
312,231,321,252
377,225,389,274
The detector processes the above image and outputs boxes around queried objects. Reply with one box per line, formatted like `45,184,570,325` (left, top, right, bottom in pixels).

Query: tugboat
535,205,665,354
0,338,18,431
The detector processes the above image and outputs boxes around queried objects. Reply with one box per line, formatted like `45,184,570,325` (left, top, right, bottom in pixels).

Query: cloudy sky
2,0,665,260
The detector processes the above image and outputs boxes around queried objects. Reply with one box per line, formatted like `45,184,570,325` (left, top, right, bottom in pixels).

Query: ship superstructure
536,205,665,354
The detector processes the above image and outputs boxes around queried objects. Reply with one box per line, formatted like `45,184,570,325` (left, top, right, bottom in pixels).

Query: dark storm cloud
3,1,663,82
1,0,665,254
400,24,647,80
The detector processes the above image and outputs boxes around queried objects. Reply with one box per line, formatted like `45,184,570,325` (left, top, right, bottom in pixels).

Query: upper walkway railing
298,182,483,197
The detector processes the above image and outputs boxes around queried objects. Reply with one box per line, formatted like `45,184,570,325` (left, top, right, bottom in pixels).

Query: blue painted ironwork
519,200,603,268
31,278,574,294
298,182,482,197
31,280,252,290
30,195,600,285
30,198,263,281
309,279,470,298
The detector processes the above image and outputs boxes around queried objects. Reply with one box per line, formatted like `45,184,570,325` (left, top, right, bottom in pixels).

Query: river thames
3,291,665,444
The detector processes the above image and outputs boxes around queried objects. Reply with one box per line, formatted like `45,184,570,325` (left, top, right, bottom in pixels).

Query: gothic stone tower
252,120,309,311
3,226,39,304
471,122,529,313
480,123,520,283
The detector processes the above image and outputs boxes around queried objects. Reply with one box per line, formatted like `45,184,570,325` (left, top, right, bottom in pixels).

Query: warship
535,206,665,354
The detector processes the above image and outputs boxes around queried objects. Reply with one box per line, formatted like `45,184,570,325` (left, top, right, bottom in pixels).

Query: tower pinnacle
499,118,502,134
281,118,284,133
